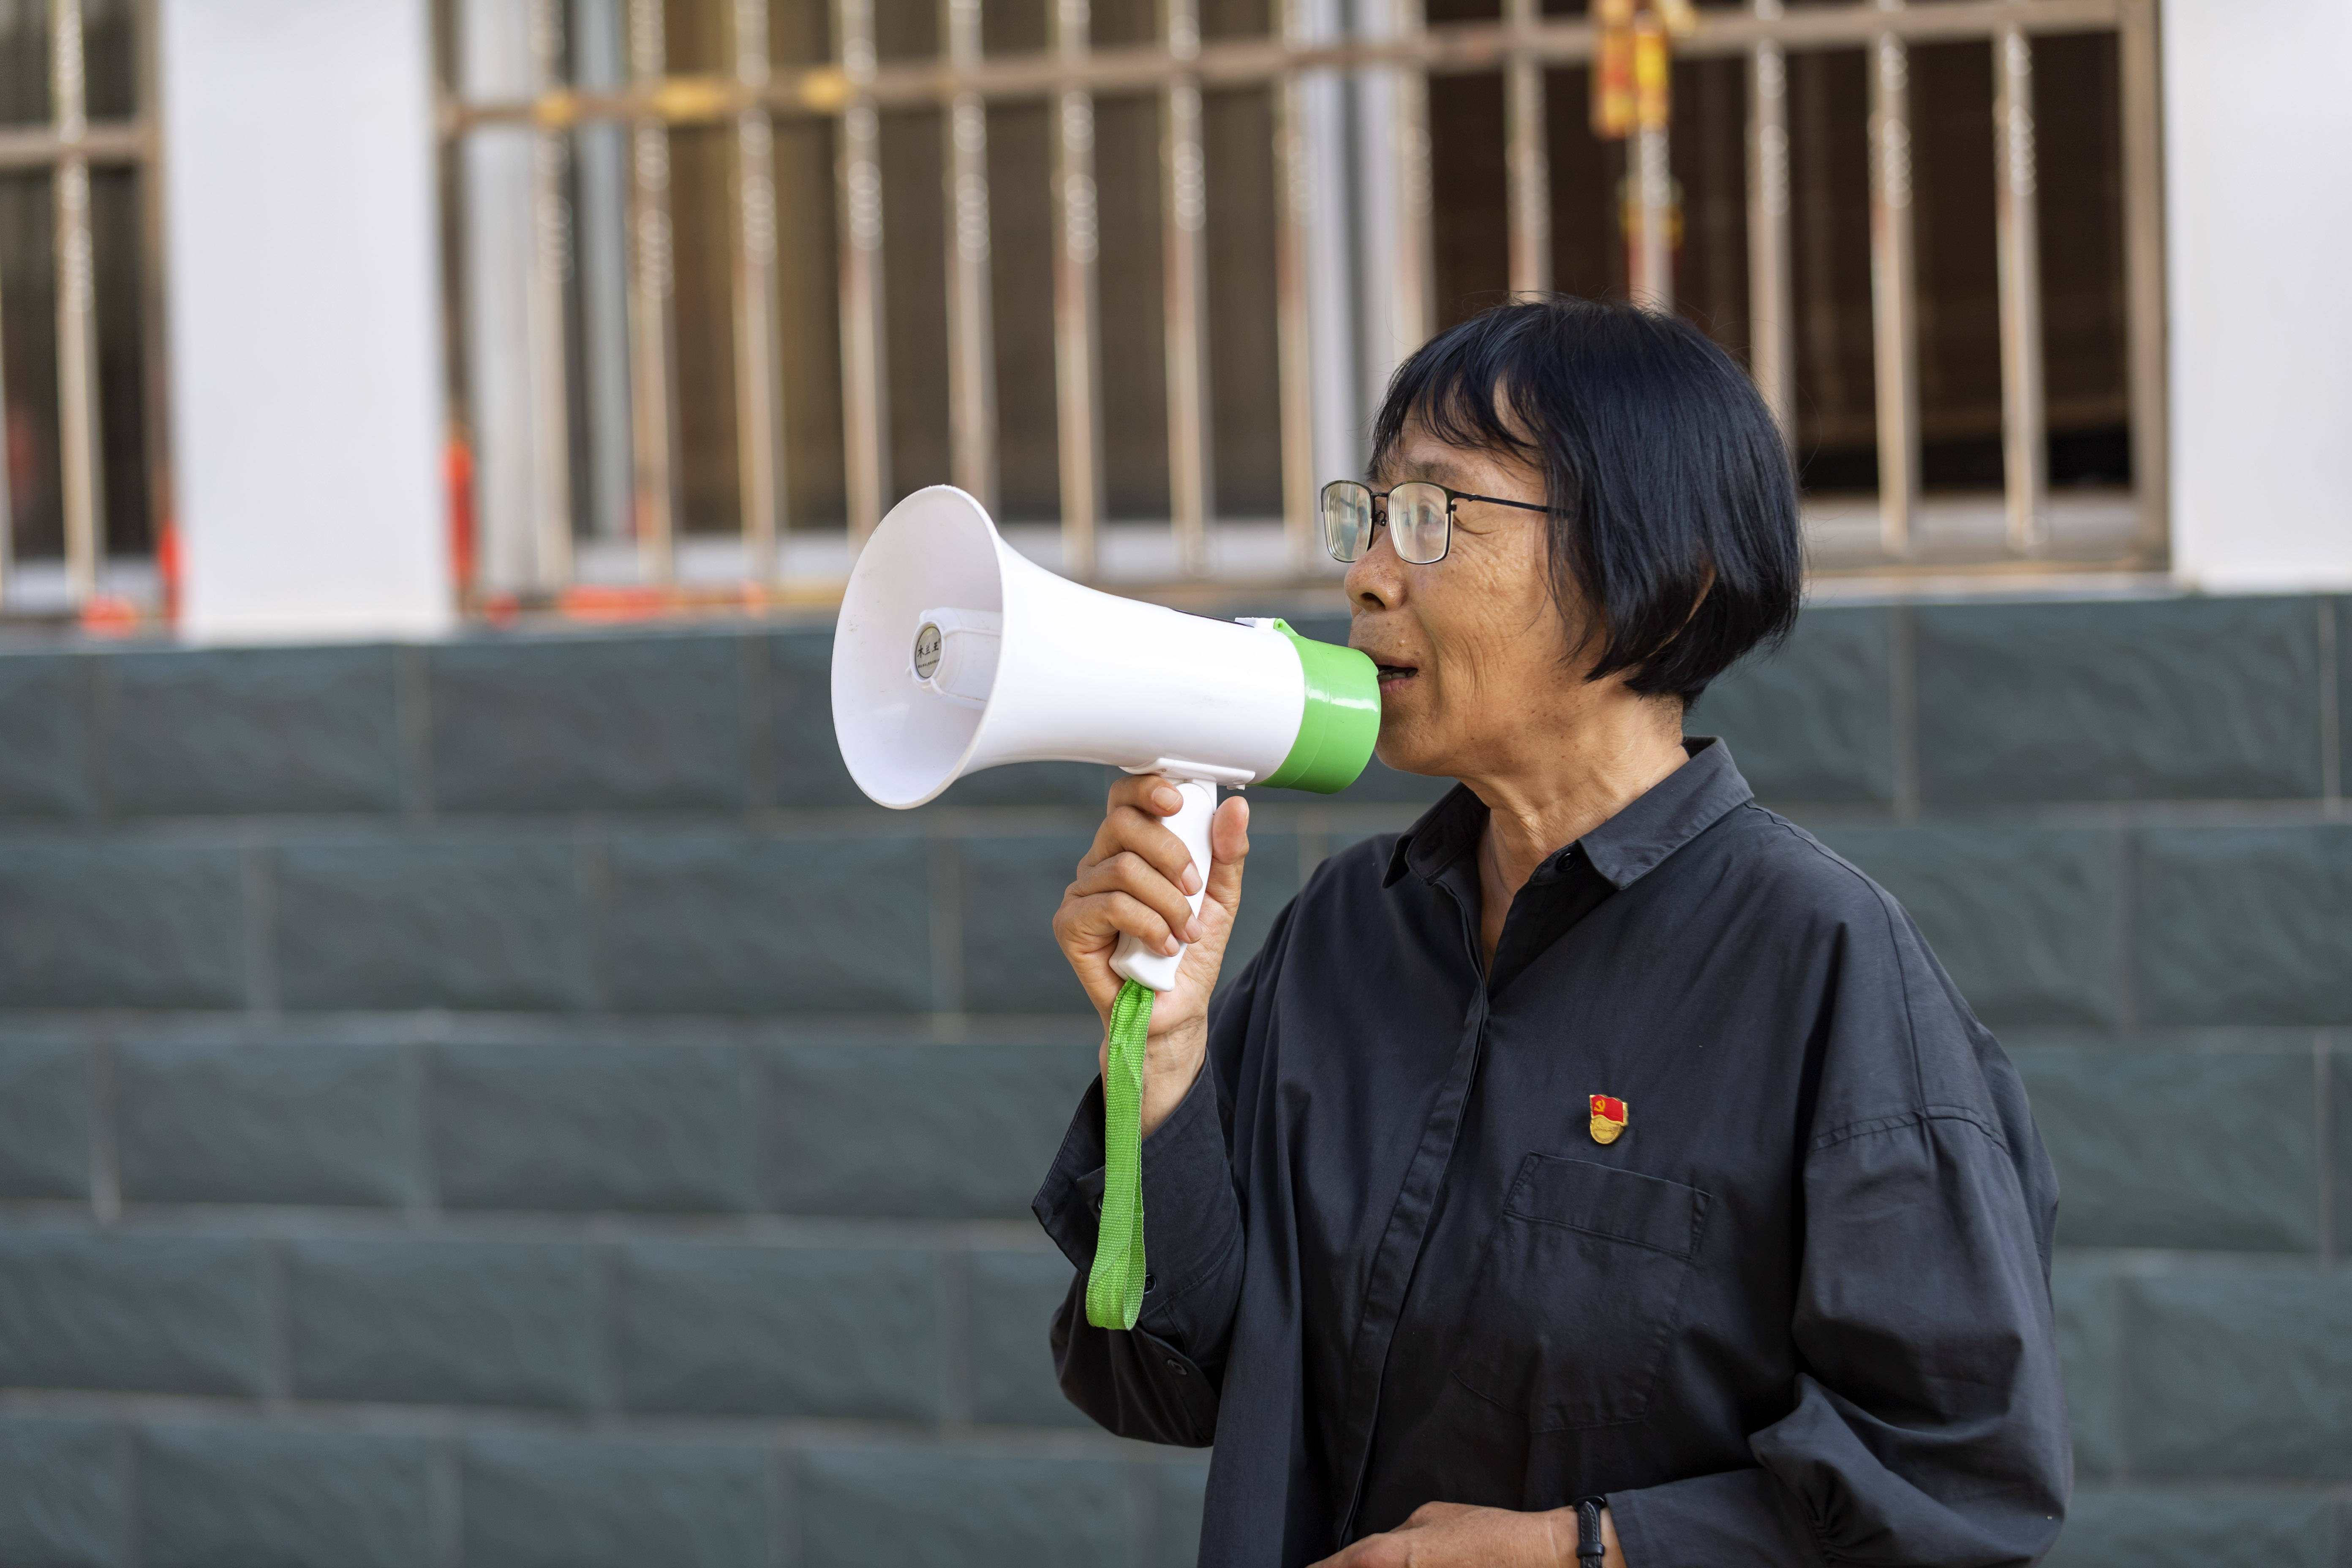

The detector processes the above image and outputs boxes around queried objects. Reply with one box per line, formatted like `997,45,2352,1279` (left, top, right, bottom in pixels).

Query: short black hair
1369,296,1802,707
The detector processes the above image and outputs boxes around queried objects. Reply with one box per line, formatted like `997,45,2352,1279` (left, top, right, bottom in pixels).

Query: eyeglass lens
1318,481,1451,565
1320,482,1375,563
1388,482,1448,564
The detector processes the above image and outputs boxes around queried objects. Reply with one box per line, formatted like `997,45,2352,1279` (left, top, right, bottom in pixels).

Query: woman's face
1344,420,1601,781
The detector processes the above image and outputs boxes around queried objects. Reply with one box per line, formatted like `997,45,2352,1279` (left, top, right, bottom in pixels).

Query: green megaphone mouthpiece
1259,619,1383,794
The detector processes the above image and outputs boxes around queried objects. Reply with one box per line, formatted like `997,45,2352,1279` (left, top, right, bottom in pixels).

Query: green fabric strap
1085,978,1154,1330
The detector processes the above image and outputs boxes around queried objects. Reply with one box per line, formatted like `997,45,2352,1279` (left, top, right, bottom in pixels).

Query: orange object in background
155,519,182,625
558,584,675,622
1593,0,1693,142
445,431,476,605
1633,12,1671,131
73,512,172,636
77,595,142,636
1593,0,1636,138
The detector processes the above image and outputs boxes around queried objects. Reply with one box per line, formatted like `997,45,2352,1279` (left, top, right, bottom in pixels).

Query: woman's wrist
1546,1503,1621,1568
1136,1020,1207,1138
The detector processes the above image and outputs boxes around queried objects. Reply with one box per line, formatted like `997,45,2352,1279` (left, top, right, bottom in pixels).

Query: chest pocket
1450,1154,1711,1432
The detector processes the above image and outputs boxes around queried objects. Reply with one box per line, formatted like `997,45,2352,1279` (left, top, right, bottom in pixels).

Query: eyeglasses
1318,479,1551,565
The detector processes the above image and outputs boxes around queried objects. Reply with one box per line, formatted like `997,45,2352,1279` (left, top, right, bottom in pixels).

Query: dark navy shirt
1034,739,2069,1568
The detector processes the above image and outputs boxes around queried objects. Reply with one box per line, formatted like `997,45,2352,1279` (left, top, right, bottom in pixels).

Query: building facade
0,0,2348,636
0,2,2347,1565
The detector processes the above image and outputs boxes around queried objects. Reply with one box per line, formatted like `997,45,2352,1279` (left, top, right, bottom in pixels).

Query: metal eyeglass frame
1318,479,1552,565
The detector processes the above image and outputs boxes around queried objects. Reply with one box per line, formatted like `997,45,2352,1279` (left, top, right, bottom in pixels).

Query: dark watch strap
1574,1497,1607,1565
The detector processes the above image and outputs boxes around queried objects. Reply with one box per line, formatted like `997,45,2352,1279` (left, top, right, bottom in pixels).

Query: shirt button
1164,1358,1188,1377
1144,1273,1157,1293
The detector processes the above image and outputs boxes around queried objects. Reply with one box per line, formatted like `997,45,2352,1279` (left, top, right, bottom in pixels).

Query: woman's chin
1373,732,1448,781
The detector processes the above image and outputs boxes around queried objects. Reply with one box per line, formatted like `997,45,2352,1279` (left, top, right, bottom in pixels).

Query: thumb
1202,795,1250,919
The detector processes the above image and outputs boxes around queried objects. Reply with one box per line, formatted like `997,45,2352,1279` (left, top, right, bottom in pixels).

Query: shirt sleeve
1609,906,2072,1568
1031,945,1274,1446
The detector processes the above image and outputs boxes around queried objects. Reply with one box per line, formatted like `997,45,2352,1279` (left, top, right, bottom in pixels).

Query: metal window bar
1992,20,2045,555
133,0,165,585
945,0,996,515
448,2,2154,120
525,0,574,588
1867,0,1920,558
2118,0,2167,562
1503,0,1549,299
1746,0,1794,440
1051,0,1105,580
1630,124,1673,310
1162,0,1211,577
732,0,787,583
1624,8,1675,313
440,0,2166,605
1388,0,1435,365
626,0,679,580
54,0,102,604
834,0,886,548
1274,1,1318,574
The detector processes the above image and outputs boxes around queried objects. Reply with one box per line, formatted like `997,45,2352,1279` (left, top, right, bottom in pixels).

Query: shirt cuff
1030,1063,1236,1303
1607,1467,1816,1568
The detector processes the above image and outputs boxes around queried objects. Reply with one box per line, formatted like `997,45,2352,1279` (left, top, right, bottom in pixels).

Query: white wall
162,0,450,642
2164,0,2352,591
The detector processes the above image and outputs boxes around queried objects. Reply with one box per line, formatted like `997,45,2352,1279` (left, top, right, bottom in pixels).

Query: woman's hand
1307,1502,1622,1568
1052,775,1250,1137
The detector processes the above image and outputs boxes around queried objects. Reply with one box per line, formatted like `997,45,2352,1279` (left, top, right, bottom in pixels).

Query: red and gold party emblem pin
1589,1094,1629,1145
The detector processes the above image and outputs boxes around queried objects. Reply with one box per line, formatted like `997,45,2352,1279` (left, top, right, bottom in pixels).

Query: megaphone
832,485,1380,991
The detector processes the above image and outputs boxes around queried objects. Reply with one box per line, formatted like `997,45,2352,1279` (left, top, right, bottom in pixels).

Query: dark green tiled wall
0,596,2342,1567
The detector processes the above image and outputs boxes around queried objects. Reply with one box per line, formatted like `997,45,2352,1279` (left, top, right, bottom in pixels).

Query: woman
1035,298,2068,1568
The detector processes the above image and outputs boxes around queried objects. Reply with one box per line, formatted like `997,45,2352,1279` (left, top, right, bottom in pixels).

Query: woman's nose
1344,527,1404,610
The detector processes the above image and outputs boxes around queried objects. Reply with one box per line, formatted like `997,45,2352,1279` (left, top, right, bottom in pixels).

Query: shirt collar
1382,737,1755,892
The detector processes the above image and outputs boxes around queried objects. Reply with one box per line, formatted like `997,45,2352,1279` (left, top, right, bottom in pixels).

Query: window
0,0,158,621
438,0,2165,616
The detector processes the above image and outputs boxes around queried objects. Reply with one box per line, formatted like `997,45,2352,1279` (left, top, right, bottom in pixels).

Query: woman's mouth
1375,663,1419,689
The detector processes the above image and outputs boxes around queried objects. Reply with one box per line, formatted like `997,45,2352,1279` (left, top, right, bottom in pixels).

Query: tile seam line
0,1388,1184,1451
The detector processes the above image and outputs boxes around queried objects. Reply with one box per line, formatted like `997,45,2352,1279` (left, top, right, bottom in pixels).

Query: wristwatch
1574,1497,1608,1566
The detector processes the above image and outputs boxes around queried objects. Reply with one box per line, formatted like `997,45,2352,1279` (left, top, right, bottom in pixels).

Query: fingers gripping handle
1110,777,1217,994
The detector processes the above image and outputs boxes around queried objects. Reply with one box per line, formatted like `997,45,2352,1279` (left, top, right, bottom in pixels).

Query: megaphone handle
1109,776,1217,994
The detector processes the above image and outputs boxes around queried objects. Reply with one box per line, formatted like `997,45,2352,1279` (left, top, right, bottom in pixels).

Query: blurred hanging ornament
1593,0,1637,139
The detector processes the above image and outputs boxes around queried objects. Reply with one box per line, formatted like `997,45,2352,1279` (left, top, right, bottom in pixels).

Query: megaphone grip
1109,777,1217,994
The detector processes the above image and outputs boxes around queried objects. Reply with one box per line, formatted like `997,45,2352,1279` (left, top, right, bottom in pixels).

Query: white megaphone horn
832,486,1380,992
